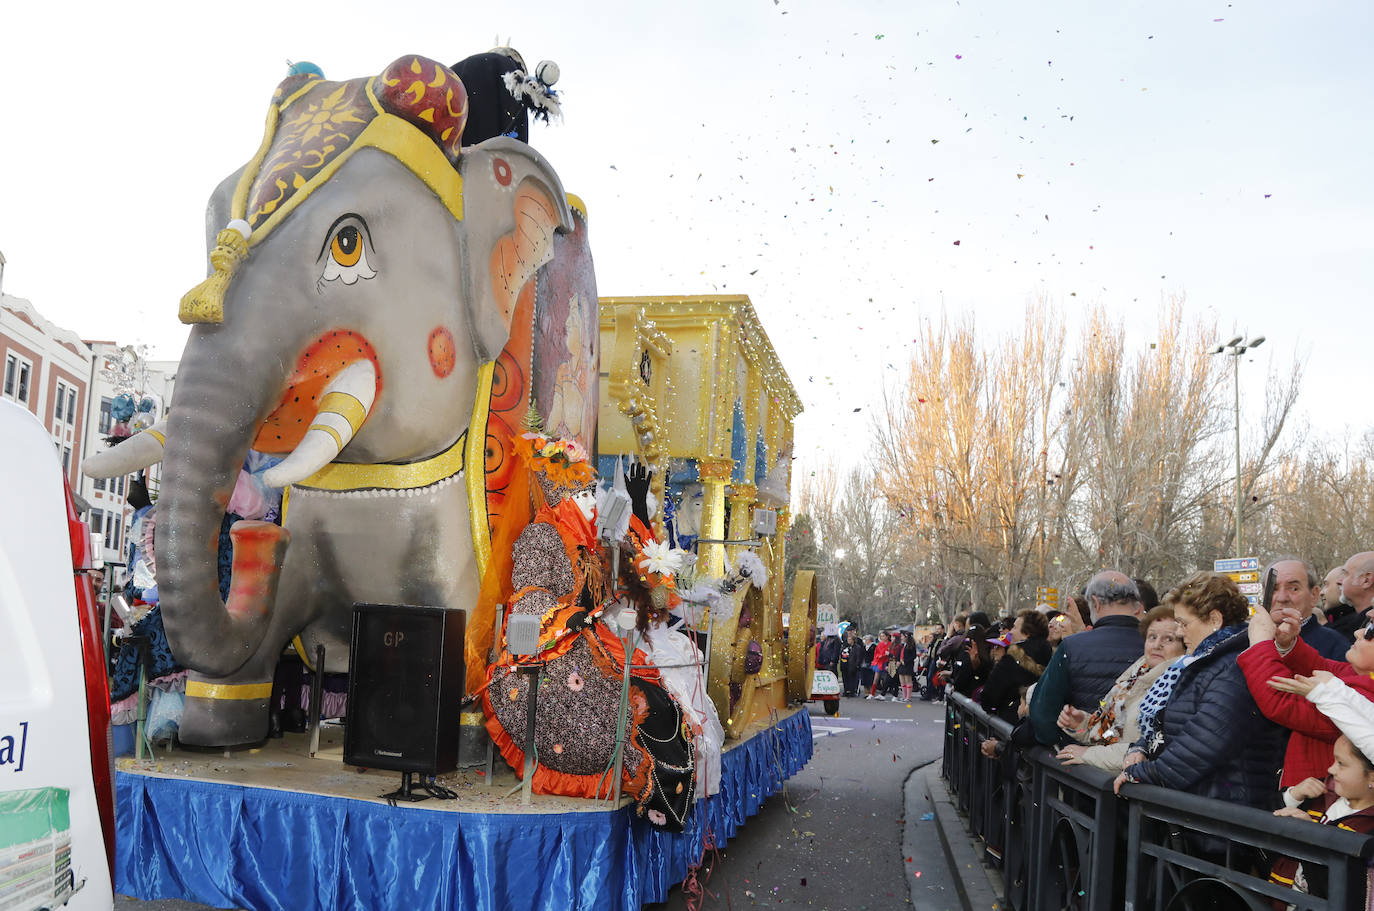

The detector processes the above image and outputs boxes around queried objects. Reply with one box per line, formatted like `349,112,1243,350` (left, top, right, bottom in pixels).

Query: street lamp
1210,334,1265,556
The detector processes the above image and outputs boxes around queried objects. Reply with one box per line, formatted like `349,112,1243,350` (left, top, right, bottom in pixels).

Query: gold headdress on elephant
180,56,470,325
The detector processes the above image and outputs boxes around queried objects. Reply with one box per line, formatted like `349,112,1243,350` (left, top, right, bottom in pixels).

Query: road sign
1214,557,1259,573
1213,557,1261,606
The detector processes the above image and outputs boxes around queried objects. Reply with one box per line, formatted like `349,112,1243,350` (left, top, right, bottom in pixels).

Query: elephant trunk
157,332,291,678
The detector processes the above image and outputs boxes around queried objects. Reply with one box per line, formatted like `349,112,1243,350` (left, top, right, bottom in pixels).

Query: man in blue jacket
1029,571,1145,746
1265,557,1348,660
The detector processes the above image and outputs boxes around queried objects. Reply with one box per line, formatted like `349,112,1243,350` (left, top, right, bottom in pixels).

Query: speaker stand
502,663,544,805
520,664,541,806
380,771,431,803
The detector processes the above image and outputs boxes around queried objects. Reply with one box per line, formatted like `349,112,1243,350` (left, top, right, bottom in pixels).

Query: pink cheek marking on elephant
428,327,456,378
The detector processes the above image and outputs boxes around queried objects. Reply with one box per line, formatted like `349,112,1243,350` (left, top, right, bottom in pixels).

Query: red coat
1238,638,1374,787
872,640,891,669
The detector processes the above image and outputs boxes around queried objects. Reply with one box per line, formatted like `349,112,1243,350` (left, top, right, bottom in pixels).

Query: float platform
114,708,811,910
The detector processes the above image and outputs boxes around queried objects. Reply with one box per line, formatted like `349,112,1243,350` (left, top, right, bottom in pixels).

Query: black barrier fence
942,692,1374,910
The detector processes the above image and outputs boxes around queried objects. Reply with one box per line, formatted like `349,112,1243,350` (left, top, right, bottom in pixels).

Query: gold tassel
179,227,250,324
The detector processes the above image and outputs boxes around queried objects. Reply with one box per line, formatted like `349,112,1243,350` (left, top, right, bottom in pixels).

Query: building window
99,396,114,433
66,387,77,426
104,513,120,551
62,446,71,472
55,381,67,421
89,509,103,536
3,353,32,405
116,475,126,497
93,476,106,492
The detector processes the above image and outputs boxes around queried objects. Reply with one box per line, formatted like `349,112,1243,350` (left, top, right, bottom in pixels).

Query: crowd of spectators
936,551,1374,906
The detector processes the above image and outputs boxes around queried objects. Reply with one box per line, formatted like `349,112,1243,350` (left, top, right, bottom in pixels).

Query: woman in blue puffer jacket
1114,572,1285,810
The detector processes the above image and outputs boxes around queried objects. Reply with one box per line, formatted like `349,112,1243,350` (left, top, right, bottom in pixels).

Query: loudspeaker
344,603,465,775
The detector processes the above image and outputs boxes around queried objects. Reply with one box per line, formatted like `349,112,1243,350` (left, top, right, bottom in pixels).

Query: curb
921,767,1004,910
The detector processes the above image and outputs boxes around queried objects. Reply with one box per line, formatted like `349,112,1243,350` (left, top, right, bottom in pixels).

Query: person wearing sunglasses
1245,602,1374,788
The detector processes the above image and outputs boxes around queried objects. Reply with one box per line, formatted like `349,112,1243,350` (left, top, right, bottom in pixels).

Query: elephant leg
179,663,279,748
178,524,308,748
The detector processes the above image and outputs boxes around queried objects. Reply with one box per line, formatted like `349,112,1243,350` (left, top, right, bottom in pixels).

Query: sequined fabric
490,635,645,777
511,523,575,595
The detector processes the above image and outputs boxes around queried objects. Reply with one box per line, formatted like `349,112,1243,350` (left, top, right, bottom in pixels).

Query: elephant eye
331,226,362,266
317,214,377,288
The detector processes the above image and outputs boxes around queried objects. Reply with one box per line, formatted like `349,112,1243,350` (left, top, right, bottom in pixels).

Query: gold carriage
597,295,816,738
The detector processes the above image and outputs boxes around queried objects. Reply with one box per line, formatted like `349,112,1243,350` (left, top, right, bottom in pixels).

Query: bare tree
865,293,1312,607
800,464,911,630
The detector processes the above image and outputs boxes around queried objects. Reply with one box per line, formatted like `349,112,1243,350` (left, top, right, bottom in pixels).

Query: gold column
696,456,733,577
764,507,791,677
727,482,757,544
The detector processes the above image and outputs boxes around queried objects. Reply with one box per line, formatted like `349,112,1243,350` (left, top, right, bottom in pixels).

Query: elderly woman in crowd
1112,572,1285,809
979,608,1052,722
1053,605,1185,771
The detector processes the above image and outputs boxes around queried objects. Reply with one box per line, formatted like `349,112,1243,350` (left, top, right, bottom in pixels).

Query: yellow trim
185,680,273,700
318,391,367,432
247,112,463,249
147,429,166,446
294,431,466,492
231,102,284,223
566,193,587,222
309,422,345,450
459,712,486,726
292,634,315,671
466,361,496,578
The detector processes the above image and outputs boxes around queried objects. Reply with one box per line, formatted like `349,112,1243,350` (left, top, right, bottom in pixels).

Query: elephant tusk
80,420,169,477
261,360,376,489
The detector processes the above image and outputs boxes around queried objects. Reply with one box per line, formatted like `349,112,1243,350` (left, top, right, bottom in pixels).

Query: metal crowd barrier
942,692,1374,910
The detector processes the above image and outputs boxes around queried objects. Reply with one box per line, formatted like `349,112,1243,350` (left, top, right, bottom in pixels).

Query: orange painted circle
428,327,456,378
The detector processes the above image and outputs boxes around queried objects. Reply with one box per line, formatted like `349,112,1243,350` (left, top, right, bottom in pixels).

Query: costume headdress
513,429,594,506
180,55,469,324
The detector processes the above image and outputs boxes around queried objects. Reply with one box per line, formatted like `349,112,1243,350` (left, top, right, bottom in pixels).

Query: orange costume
482,433,695,829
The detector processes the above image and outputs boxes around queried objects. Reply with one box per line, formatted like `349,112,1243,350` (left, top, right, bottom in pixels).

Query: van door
0,399,114,909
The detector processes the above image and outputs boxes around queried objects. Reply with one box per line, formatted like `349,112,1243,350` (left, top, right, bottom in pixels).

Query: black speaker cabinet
344,603,465,774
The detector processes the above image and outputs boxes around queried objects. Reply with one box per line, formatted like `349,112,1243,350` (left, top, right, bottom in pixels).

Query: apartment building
1,290,92,490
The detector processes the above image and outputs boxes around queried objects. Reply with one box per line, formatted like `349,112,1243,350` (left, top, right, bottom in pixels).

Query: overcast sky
2,1,1369,477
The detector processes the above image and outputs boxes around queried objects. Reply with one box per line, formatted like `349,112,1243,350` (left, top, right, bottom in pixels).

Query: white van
0,399,114,909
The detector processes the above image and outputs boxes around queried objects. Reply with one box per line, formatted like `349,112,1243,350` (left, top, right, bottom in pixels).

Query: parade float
93,52,814,911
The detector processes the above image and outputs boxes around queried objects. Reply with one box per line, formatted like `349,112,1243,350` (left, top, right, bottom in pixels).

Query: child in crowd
1268,734,1374,903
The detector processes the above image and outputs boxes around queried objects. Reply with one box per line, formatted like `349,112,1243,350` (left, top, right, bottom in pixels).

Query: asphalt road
647,696,949,911
116,695,950,911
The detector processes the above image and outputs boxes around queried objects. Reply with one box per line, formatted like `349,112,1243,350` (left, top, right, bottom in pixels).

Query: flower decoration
638,539,684,578
566,672,584,692
513,431,595,490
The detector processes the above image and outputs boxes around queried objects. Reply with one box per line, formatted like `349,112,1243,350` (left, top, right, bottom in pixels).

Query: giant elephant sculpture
86,55,579,747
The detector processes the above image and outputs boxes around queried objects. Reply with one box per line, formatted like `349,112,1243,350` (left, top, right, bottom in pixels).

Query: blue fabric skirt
116,709,812,910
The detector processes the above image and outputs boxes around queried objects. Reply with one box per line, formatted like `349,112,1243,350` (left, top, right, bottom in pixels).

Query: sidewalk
903,763,1003,911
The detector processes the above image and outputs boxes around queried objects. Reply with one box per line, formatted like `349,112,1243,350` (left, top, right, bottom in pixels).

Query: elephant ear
458,138,573,362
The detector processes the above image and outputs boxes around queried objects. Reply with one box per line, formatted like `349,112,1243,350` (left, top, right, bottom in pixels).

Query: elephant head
149,56,571,678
